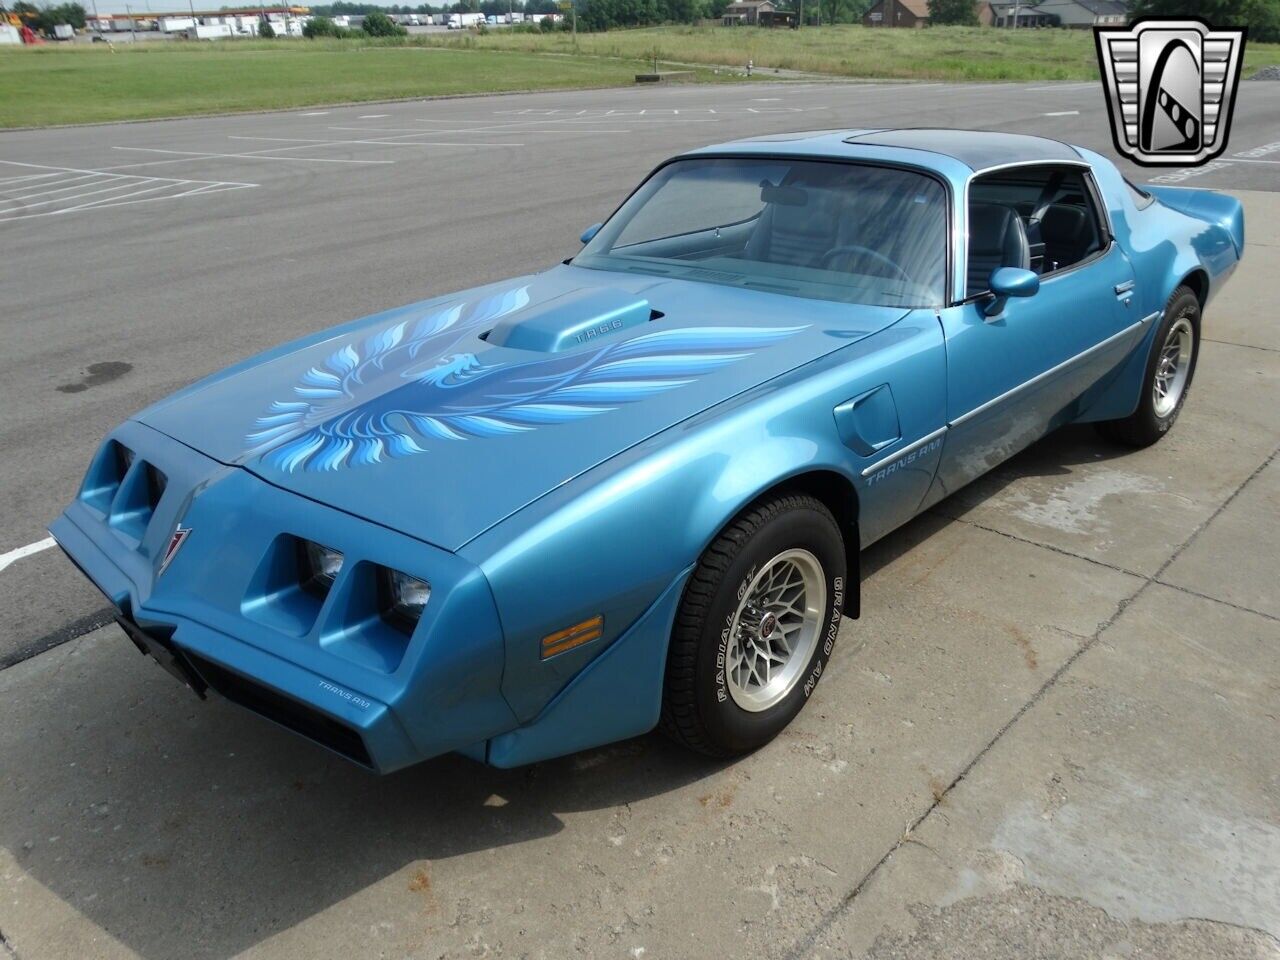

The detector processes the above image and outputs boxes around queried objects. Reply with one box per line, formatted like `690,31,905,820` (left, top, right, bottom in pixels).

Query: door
931,164,1141,499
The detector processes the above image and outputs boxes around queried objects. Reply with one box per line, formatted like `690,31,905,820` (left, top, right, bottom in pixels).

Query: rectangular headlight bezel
376,567,431,634
297,539,344,598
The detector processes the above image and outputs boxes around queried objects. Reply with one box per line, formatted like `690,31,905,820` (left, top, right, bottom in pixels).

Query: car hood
139,265,907,551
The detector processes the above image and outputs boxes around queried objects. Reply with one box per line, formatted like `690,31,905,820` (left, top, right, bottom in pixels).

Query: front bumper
52,510,418,771
51,421,517,773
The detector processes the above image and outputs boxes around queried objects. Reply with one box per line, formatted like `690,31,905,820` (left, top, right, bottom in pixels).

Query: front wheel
660,493,846,757
1097,285,1200,448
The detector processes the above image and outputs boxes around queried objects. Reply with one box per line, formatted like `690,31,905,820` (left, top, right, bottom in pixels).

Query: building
722,0,776,25
988,1,1057,27
861,0,997,27
1031,0,1129,26
861,0,930,28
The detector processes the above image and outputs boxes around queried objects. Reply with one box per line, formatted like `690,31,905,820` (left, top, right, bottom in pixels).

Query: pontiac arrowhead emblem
1095,17,1247,167
159,525,191,576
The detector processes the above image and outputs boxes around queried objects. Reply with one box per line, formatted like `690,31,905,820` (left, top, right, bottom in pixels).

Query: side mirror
983,267,1039,318
580,222,602,245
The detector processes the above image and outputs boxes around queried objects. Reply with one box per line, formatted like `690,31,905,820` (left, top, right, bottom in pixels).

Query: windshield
574,157,948,307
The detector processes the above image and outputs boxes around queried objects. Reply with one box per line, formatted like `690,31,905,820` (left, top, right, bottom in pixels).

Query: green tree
1131,0,1280,42
258,16,275,35
362,8,407,33
928,0,977,25
303,13,354,34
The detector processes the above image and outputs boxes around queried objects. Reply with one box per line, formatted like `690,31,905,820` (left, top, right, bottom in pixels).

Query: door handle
1114,279,1135,307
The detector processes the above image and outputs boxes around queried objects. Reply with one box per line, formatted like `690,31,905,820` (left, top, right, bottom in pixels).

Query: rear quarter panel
1078,147,1240,316
1072,148,1242,425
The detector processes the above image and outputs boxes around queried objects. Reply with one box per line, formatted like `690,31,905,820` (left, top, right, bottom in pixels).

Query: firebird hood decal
138,265,909,550
246,285,805,473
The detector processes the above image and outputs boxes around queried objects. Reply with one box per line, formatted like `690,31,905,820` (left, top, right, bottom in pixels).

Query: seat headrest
1041,203,1089,241
969,202,1021,252
770,189,839,238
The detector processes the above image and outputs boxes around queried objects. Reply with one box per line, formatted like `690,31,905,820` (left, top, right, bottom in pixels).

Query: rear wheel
1097,286,1200,448
660,493,846,757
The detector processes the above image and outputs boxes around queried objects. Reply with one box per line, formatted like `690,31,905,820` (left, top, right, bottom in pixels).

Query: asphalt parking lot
1,80,1278,959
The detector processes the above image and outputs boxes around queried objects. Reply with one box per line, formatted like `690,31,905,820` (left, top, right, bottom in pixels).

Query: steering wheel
820,244,911,283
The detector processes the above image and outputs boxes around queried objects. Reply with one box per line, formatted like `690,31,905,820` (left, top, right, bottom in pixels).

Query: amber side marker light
541,615,604,659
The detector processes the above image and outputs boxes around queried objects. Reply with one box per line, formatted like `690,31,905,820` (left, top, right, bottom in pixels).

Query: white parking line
1044,110,1080,116
1147,160,1233,184
111,146,394,165
0,170,64,186
0,538,56,574
227,135,524,148
0,161,257,222
327,124,631,135
299,111,330,116
358,114,390,119
4,178,154,211
4,173,107,201
411,116,637,132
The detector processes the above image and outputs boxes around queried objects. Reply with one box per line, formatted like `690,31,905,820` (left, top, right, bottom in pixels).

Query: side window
967,165,1106,298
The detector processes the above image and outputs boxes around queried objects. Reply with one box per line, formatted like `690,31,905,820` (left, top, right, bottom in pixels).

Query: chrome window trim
954,237,1119,307
576,152,956,309
955,159,1116,305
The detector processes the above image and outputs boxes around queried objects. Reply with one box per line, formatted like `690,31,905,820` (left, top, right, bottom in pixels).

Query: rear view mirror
984,267,1040,317
580,222,602,244
760,183,808,207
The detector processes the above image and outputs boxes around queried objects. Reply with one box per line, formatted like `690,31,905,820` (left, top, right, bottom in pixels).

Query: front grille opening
80,439,134,514
184,652,373,769
242,535,328,637
145,463,167,509
107,457,164,544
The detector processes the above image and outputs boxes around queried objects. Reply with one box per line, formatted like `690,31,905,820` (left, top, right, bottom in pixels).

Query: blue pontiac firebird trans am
52,129,1243,772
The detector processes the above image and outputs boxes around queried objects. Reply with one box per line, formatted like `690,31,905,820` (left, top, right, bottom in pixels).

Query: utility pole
125,1,134,39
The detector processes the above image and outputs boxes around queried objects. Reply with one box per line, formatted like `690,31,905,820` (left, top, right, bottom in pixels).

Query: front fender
460,313,947,737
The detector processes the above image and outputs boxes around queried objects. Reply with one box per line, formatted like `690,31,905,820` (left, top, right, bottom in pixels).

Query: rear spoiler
1146,186,1245,258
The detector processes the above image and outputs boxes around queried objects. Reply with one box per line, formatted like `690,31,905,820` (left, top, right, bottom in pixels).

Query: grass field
0,41,706,127
433,23,1280,83
3,26,1278,128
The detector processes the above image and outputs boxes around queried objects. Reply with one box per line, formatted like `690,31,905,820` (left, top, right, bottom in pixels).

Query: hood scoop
485,287,655,353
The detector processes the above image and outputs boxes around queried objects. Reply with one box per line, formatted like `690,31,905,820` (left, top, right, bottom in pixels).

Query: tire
660,493,847,757
1097,285,1201,448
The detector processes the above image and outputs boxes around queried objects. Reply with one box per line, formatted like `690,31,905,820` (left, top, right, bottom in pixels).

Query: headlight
379,568,431,632
116,442,135,476
298,540,343,596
